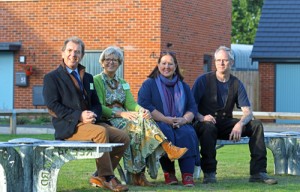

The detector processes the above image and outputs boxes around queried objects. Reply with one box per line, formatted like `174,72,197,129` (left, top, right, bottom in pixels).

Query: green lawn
0,134,298,191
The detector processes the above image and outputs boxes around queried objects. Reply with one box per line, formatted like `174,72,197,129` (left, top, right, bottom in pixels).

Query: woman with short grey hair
90,46,187,187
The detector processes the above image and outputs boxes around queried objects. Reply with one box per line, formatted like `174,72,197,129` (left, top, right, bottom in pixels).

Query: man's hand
229,122,243,142
229,106,253,141
80,110,97,124
203,114,216,124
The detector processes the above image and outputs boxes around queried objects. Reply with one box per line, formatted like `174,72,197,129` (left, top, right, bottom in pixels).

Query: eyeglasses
215,59,230,64
104,58,118,63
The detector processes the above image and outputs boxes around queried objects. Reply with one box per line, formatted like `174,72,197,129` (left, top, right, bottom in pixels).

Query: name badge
90,83,94,90
122,83,130,90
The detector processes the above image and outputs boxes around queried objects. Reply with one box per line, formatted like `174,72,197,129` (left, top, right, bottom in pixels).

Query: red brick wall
161,0,232,86
259,63,275,112
1,0,231,109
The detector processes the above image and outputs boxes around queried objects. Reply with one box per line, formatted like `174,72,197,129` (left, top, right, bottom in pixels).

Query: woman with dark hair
90,46,188,187
138,52,200,187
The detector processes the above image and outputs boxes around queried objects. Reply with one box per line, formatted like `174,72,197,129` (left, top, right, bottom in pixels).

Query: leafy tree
232,0,264,44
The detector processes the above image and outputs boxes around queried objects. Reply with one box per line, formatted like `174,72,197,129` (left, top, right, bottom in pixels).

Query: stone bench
216,131,300,175
0,138,123,192
194,131,300,179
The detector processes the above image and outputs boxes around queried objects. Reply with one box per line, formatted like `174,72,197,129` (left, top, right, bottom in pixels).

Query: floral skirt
110,108,165,179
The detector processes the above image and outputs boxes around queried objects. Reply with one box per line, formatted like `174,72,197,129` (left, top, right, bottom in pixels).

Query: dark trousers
194,119,267,175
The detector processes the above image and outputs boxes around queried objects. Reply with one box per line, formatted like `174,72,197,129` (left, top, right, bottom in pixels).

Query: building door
0,52,14,110
276,64,300,124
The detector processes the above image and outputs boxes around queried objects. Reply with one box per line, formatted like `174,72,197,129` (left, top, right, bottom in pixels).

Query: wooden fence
231,71,260,111
0,109,49,134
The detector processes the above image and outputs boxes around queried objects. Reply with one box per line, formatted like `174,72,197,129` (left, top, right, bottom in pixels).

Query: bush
0,115,52,125
17,117,31,125
32,116,51,125
0,117,9,125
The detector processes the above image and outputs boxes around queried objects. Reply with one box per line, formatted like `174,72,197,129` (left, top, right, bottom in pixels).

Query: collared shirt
66,67,81,80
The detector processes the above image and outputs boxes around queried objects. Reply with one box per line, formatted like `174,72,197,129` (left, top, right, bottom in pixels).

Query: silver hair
214,46,234,61
99,46,124,65
62,36,85,56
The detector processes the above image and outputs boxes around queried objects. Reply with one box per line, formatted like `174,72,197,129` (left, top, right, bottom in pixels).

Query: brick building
251,0,300,123
0,0,231,110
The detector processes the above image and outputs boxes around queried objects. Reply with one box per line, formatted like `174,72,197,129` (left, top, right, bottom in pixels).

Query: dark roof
0,42,22,51
251,0,300,62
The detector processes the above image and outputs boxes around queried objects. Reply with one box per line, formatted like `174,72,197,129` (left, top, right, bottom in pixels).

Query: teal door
0,52,14,110
276,64,300,124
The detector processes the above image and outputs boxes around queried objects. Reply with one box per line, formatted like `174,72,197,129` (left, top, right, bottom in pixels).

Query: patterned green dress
98,73,165,179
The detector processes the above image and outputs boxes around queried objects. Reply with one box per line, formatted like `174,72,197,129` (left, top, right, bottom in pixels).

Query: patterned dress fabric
100,73,165,178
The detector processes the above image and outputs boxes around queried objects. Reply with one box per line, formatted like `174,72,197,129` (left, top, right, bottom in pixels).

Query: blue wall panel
0,52,14,110
276,64,300,124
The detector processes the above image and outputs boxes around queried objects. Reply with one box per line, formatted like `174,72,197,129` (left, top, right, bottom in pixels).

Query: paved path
263,123,300,133
1,123,300,134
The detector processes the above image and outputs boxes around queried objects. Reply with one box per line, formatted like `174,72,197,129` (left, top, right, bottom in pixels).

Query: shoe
89,176,129,191
164,172,179,185
249,172,278,185
203,172,217,184
161,141,188,161
110,177,129,191
132,172,155,186
182,173,195,187
89,176,103,188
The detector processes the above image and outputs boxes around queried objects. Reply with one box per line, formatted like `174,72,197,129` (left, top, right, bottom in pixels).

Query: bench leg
265,137,287,175
0,147,24,192
193,165,201,179
33,147,104,192
286,138,300,175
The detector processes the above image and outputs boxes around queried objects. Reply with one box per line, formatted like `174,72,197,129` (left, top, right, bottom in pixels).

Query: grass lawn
0,134,298,191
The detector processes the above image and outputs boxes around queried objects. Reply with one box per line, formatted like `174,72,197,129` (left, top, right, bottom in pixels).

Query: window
203,54,212,72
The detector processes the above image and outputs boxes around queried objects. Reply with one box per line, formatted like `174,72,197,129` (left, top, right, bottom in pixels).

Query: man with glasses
191,46,277,185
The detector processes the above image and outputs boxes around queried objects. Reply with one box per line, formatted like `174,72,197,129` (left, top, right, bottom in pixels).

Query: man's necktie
71,71,83,92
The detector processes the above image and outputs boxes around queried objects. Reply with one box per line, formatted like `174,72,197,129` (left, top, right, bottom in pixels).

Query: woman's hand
140,108,152,119
164,116,175,126
163,116,187,128
172,117,188,128
116,111,138,120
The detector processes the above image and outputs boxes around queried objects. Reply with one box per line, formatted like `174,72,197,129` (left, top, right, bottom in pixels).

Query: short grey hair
99,46,124,65
214,46,234,61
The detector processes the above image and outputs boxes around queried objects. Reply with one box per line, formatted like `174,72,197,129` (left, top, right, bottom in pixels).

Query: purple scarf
155,74,186,117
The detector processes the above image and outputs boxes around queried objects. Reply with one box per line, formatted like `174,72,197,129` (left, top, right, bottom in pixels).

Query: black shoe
203,172,217,184
249,172,278,185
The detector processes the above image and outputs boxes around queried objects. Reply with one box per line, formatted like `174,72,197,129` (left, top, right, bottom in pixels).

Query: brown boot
161,141,188,161
154,134,188,161
132,172,155,187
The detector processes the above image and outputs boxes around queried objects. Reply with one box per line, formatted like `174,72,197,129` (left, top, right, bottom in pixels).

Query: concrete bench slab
0,138,123,192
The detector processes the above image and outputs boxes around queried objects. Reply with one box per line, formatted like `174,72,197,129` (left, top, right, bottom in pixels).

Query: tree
231,0,264,44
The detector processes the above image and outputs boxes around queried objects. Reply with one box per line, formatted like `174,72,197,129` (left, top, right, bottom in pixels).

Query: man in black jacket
43,36,130,191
